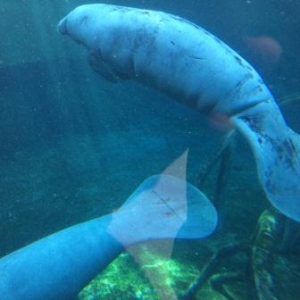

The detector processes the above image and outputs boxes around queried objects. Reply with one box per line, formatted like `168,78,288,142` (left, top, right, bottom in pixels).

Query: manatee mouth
57,17,68,35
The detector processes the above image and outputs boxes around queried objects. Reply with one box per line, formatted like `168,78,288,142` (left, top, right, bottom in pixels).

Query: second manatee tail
232,100,300,222
109,174,218,247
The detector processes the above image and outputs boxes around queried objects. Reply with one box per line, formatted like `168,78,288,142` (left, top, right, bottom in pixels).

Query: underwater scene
1,0,300,299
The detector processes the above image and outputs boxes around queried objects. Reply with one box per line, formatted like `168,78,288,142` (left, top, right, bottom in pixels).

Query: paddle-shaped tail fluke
0,175,216,299
109,175,218,247
176,178,218,239
232,100,300,222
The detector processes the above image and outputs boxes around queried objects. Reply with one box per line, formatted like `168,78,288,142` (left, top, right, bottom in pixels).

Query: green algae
78,244,200,300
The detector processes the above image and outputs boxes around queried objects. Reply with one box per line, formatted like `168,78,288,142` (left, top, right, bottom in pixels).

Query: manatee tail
0,175,217,300
109,174,218,247
232,100,300,222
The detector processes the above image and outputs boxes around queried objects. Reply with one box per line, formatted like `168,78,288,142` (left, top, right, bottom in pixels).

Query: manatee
58,4,300,221
0,175,217,299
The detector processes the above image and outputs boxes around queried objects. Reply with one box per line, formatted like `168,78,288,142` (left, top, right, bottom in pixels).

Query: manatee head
57,4,112,49
57,5,91,36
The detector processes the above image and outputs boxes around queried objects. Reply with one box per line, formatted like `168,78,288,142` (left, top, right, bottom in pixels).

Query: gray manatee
0,175,217,299
58,4,300,221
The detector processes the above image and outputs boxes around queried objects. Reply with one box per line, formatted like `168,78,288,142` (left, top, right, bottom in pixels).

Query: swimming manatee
0,175,217,299
58,4,300,222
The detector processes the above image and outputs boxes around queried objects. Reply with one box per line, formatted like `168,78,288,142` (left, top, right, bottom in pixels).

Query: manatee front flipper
232,100,300,222
88,50,135,82
88,50,120,83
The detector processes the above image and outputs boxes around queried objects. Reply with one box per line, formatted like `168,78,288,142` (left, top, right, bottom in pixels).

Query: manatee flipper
88,50,135,82
232,100,300,222
88,50,120,82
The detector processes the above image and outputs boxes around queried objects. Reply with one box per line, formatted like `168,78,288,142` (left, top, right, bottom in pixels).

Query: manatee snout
57,17,68,35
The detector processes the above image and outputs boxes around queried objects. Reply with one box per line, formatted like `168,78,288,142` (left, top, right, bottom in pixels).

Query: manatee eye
80,15,88,26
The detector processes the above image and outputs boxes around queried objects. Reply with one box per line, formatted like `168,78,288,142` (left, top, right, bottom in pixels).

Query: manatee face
57,6,89,36
58,6,91,46
58,4,142,80
58,5,109,49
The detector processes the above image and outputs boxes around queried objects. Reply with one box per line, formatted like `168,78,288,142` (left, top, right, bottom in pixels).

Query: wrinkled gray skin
58,4,272,116
58,4,300,222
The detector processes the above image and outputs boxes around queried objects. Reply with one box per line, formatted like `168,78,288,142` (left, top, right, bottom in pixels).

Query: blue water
1,1,300,299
